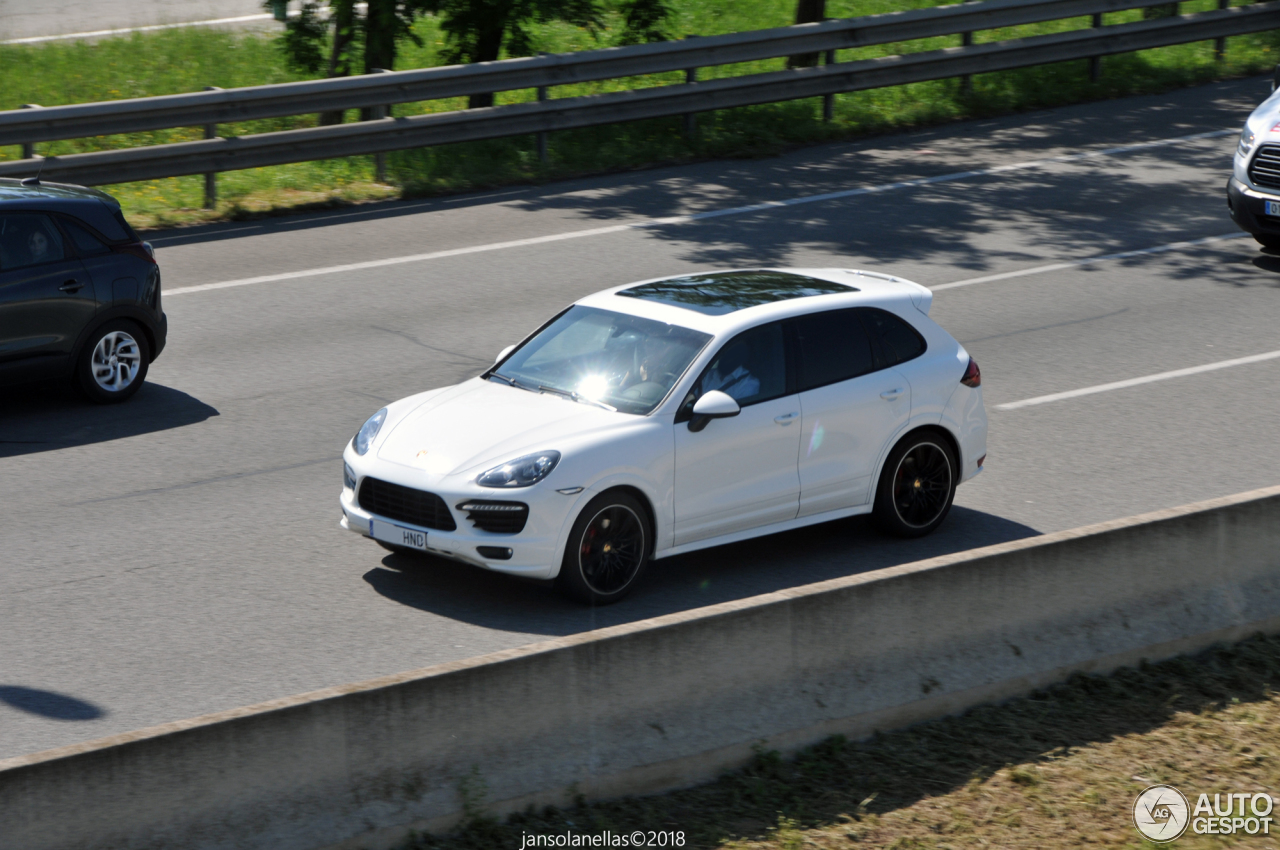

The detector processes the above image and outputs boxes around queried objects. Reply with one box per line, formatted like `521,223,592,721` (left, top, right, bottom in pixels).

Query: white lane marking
2,14,293,45
165,224,639,296
933,232,1249,291
997,349,1280,410
164,127,1235,298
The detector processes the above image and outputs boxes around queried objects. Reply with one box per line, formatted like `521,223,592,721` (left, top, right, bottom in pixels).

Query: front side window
493,306,712,415
792,308,875,392
0,213,67,271
679,322,788,418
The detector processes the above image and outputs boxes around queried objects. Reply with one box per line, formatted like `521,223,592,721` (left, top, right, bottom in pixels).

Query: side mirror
495,344,515,365
688,390,740,432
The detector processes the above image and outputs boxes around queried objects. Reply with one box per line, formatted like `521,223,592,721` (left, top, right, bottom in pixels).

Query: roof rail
843,269,901,283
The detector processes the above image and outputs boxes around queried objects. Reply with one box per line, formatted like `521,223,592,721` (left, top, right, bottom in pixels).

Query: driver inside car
620,335,682,403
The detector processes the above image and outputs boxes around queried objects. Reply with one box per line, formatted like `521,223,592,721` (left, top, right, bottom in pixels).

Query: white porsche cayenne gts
341,269,987,603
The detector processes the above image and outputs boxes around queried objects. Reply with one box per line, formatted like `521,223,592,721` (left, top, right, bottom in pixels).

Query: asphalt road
3,77,1280,760
0,0,278,42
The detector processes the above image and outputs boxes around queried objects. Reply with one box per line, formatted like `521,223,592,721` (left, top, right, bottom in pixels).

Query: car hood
377,378,625,478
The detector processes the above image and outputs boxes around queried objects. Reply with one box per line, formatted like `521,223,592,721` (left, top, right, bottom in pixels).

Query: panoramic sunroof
616,271,855,316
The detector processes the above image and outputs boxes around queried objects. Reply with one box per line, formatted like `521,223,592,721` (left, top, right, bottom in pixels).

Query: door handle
774,412,799,425
880,388,903,400
59,279,83,293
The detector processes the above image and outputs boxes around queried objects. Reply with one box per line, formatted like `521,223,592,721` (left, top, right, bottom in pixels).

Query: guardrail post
1216,0,1229,59
371,68,391,183
684,35,699,140
823,47,836,122
1090,14,1103,80
202,88,220,209
537,84,549,165
960,32,973,96
684,66,698,138
19,104,40,160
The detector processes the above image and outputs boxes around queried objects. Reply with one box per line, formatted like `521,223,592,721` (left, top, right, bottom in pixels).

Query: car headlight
353,408,387,456
477,450,561,488
1240,126,1257,156
343,462,357,491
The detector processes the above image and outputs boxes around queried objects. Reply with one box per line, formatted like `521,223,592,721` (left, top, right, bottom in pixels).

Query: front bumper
339,459,584,580
1227,177,1280,236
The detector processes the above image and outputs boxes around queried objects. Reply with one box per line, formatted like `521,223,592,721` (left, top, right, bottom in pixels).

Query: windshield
492,306,713,415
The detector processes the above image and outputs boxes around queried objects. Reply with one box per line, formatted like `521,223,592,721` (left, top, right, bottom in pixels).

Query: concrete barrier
4,484,1280,850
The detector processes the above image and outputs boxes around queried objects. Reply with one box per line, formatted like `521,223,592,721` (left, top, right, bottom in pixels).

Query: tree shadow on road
491,78,1260,281
361,506,1040,636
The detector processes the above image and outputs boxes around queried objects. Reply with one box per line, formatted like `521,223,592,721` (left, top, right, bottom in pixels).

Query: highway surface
0,0,278,43
3,76,1280,760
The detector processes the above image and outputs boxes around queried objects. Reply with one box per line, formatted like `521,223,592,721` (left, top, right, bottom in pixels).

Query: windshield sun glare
491,306,712,415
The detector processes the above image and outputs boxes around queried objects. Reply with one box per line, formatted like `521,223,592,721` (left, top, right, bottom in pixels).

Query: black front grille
456,500,529,534
1250,145,1280,190
359,477,457,531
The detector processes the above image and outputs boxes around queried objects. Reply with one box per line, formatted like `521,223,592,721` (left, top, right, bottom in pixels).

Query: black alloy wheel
872,434,957,538
556,491,651,604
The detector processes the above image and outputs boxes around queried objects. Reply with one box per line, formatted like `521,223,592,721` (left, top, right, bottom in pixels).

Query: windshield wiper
489,372,538,393
538,384,617,412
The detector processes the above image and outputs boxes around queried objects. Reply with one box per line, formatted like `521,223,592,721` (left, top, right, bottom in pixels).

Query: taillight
960,357,981,388
113,241,156,264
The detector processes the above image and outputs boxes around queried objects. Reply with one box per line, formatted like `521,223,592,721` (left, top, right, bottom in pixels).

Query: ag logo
1134,785,1190,842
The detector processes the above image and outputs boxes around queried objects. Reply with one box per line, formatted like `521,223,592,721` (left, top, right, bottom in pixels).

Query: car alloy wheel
557,491,651,604
872,433,957,538
77,319,150,404
891,442,953,528
91,330,143,393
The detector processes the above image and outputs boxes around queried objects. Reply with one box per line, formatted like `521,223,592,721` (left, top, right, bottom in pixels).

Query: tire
555,491,652,604
871,432,958,538
76,319,149,404
1254,234,1280,250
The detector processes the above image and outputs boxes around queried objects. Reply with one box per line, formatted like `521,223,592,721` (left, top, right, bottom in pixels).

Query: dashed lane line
996,349,1280,410
164,128,1236,298
932,232,1249,291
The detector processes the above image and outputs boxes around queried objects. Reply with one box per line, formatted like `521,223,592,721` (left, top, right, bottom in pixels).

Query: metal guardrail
0,0,1191,145
0,0,1275,188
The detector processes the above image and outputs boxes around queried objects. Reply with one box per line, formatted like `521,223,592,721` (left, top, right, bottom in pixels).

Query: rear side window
0,213,67,270
792,308,875,392
860,308,927,369
107,205,139,242
60,217,112,256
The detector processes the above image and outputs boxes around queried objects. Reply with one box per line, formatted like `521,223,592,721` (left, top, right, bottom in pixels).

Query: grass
400,632,1280,849
2,1,1278,228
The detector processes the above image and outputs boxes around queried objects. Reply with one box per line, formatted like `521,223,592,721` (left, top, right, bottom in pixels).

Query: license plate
370,519,428,551
1266,201,1280,216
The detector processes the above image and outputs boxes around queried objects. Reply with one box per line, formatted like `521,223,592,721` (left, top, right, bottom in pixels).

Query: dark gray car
0,178,167,403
